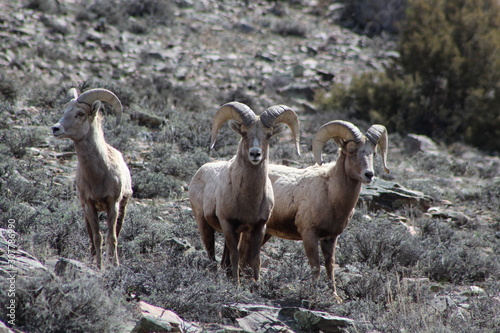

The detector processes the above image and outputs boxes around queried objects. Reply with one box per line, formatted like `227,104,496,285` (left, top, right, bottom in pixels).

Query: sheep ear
68,88,78,100
228,120,242,134
91,100,102,117
272,123,286,136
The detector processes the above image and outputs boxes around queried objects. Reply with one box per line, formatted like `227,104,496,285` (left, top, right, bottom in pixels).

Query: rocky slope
1,1,499,332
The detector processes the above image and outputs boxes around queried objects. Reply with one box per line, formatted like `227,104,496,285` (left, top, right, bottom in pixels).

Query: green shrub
318,0,500,151
338,0,408,35
0,272,130,333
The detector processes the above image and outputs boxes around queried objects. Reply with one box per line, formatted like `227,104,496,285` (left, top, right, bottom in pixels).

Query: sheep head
211,102,300,165
52,88,123,141
312,120,389,183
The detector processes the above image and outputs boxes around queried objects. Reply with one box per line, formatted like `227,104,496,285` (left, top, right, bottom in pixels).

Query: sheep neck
327,152,362,217
74,122,110,177
231,145,269,201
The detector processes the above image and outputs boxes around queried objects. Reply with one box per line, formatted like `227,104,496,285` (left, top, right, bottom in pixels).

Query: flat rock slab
360,178,433,211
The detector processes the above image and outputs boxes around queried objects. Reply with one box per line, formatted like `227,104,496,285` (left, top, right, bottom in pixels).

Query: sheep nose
250,149,261,160
364,170,374,181
52,125,60,134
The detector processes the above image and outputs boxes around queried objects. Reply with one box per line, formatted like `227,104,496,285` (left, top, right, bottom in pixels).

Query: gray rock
404,134,439,155
360,178,433,211
0,320,16,333
130,110,167,129
278,84,316,101
131,301,187,333
0,229,49,277
222,303,280,320
131,316,177,333
53,257,99,279
280,307,354,333
460,286,486,297
237,312,293,333
426,207,472,226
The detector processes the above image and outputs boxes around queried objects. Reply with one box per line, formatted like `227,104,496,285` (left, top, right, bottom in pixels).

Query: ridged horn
210,102,256,149
77,88,123,126
365,124,390,173
312,120,363,166
260,105,301,156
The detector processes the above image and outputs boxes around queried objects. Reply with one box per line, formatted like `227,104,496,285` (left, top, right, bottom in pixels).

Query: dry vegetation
0,0,499,332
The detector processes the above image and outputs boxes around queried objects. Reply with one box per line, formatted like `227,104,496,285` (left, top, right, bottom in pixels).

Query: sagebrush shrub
318,0,500,151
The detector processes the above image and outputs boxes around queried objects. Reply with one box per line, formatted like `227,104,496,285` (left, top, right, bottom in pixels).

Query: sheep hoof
333,293,343,304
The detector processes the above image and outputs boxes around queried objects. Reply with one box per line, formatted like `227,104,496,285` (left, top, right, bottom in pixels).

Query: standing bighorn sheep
263,120,389,300
189,102,300,284
52,88,133,270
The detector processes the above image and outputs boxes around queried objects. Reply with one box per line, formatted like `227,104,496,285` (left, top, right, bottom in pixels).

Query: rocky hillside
0,1,499,332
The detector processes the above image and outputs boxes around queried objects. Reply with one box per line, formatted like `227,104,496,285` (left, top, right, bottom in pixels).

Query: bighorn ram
189,102,300,284
52,88,133,269
263,120,389,300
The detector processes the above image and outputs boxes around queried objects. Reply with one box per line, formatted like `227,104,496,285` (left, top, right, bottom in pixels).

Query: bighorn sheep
52,88,133,270
189,102,300,284
263,120,389,300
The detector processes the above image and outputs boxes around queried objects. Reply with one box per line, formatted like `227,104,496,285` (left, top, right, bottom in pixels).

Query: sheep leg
321,236,342,302
197,217,216,262
262,233,272,245
244,221,266,281
221,220,240,285
83,203,102,269
84,216,96,257
106,202,120,267
221,244,232,277
116,196,129,237
301,231,321,281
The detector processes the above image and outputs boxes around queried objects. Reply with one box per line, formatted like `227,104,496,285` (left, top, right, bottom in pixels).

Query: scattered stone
223,304,355,333
130,111,167,129
402,277,430,287
131,301,188,333
53,257,100,279
0,229,49,277
280,307,354,333
300,100,318,114
460,286,486,297
426,207,472,226
166,237,195,254
429,284,446,293
237,312,293,333
0,321,16,333
222,304,280,320
360,178,433,211
404,134,440,155
278,84,316,101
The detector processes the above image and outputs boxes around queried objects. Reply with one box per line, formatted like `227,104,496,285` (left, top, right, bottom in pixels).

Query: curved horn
365,124,390,173
312,120,363,166
77,88,123,126
210,102,256,149
261,105,301,156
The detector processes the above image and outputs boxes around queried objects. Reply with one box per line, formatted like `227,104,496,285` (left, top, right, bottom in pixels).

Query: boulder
404,134,439,155
360,178,433,211
223,303,355,333
0,321,16,333
131,301,188,333
279,307,354,333
53,257,100,279
130,111,167,129
237,312,294,333
0,229,49,277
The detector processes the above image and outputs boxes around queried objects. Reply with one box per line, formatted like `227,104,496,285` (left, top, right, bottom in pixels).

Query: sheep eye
76,112,85,118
